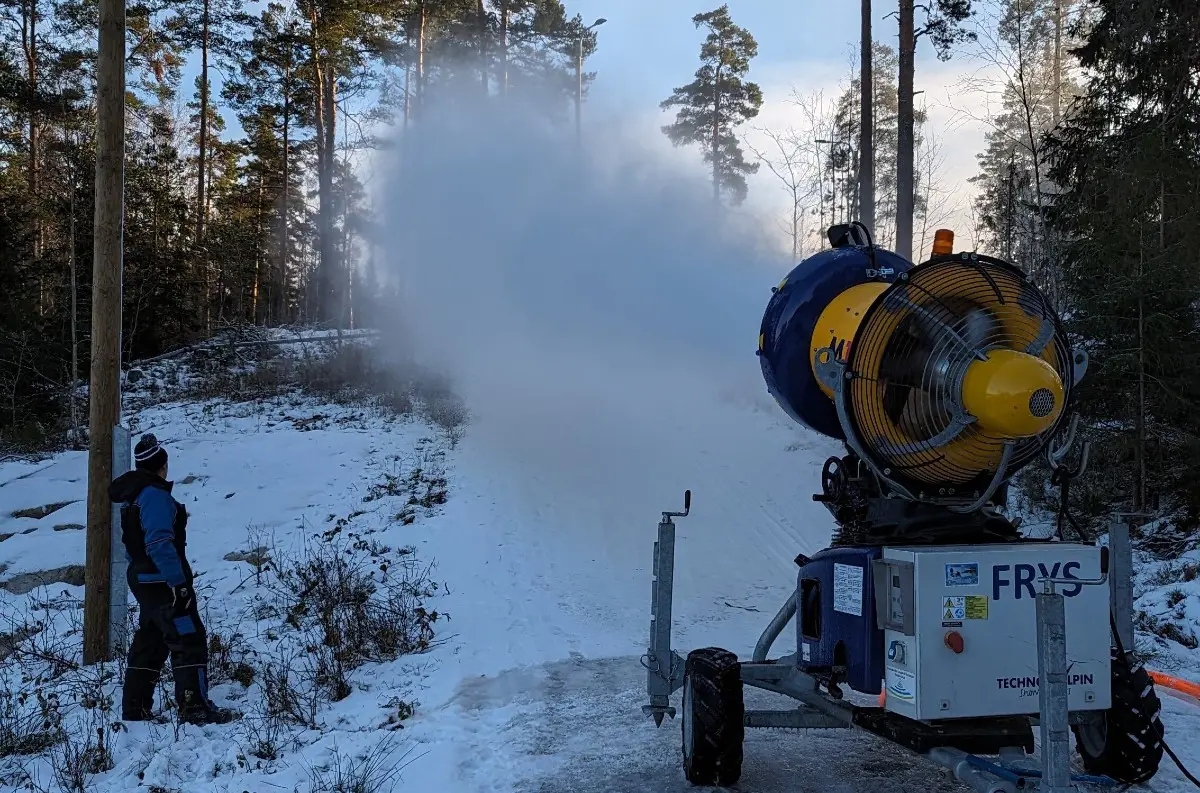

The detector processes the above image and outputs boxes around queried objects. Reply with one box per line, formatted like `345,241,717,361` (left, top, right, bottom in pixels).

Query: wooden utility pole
859,0,875,237
83,0,125,666
896,0,916,260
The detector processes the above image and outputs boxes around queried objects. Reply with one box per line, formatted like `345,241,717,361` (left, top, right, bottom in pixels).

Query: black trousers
122,571,211,718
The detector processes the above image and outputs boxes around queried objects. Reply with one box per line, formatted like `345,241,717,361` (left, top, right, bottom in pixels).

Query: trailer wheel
681,648,744,787
1072,647,1164,784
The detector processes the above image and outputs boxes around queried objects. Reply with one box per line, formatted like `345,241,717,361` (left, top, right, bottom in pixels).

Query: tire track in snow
441,654,964,793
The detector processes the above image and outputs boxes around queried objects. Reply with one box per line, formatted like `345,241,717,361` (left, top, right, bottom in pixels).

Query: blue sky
571,0,864,105
569,0,991,253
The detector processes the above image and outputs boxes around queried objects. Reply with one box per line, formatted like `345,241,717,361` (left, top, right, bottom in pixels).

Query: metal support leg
1036,583,1071,793
644,504,687,726
107,425,131,658
1108,519,1134,653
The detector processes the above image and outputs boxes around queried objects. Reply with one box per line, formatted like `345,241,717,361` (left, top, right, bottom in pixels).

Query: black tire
1072,647,1164,784
681,648,744,787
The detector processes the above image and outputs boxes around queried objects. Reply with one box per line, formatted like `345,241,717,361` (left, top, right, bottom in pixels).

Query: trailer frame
642,492,1134,793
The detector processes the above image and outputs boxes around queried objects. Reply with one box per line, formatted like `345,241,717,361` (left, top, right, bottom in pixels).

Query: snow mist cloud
375,96,791,511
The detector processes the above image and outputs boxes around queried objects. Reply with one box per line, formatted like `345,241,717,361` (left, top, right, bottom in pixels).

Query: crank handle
661,489,691,521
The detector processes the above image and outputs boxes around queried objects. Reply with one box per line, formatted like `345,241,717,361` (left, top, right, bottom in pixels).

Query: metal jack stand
643,490,690,726
1036,577,1079,793
1033,523,1126,793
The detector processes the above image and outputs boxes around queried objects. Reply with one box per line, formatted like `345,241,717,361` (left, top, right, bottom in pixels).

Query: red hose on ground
1149,670,1200,703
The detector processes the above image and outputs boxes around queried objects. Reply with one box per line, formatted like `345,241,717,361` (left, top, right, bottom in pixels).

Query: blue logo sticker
886,670,915,702
945,563,979,587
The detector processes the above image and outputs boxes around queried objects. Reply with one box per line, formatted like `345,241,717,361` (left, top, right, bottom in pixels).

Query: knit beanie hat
134,433,169,473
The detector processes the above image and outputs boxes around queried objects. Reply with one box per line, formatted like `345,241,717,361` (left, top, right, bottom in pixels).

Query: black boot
121,666,160,721
173,665,240,725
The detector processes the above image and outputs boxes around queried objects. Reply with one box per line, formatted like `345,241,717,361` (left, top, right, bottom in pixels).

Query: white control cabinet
875,543,1111,721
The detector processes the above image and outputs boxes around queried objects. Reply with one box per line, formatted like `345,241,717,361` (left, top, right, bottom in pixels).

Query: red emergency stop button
944,631,964,654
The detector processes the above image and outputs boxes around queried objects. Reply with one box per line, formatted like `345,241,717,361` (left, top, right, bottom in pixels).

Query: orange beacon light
932,228,955,256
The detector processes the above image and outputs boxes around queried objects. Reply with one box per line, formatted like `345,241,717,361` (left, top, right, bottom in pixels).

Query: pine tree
295,0,407,325
660,5,763,206
1046,0,1200,540
223,2,313,325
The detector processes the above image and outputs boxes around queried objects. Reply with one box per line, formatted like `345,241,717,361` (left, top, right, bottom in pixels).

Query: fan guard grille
843,254,1073,498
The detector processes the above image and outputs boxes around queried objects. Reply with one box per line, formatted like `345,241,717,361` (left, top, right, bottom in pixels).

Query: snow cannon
643,222,1167,792
758,226,1088,515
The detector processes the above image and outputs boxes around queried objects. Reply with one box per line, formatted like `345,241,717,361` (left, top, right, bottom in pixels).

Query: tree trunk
1005,154,1015,261
403,22,412,128
279,56,291,324
341,139,353,329
417,5,427,115
500,1,509,98
1052,0,1062,127
24,0,42,312
712,54,722,204
1135,228,1145,514
195,0,210,247
253,171,263,323
310,10,339,325
477,0,488,93
896,0,915,260
196,0,212,332
859,0,875,236
69,145,79,449
317,69,338,324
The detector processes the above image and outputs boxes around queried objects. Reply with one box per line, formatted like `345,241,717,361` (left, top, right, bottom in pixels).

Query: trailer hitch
642,489,690,727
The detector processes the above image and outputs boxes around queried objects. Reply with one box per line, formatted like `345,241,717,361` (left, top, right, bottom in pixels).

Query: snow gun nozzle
661,490,691,522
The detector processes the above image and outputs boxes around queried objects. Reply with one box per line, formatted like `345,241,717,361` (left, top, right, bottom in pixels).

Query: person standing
109,433,236,725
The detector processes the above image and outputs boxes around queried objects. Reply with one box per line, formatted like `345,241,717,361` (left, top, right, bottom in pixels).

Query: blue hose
963,753,1117,787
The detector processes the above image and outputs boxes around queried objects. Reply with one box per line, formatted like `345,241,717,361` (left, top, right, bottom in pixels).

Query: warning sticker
964,595,989,620
941,596,966,621
833,563,864,616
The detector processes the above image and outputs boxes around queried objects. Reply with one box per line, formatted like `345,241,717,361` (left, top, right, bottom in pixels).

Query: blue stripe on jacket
135,486,186,586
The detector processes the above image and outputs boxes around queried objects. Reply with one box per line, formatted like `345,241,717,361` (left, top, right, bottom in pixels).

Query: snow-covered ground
2,370,1199,792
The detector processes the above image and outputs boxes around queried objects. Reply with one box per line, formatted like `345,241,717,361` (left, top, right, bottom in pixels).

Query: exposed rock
1,565,86,595
11,500,77,520
0,528,36,542
53,523,84,532
224,547,270,568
